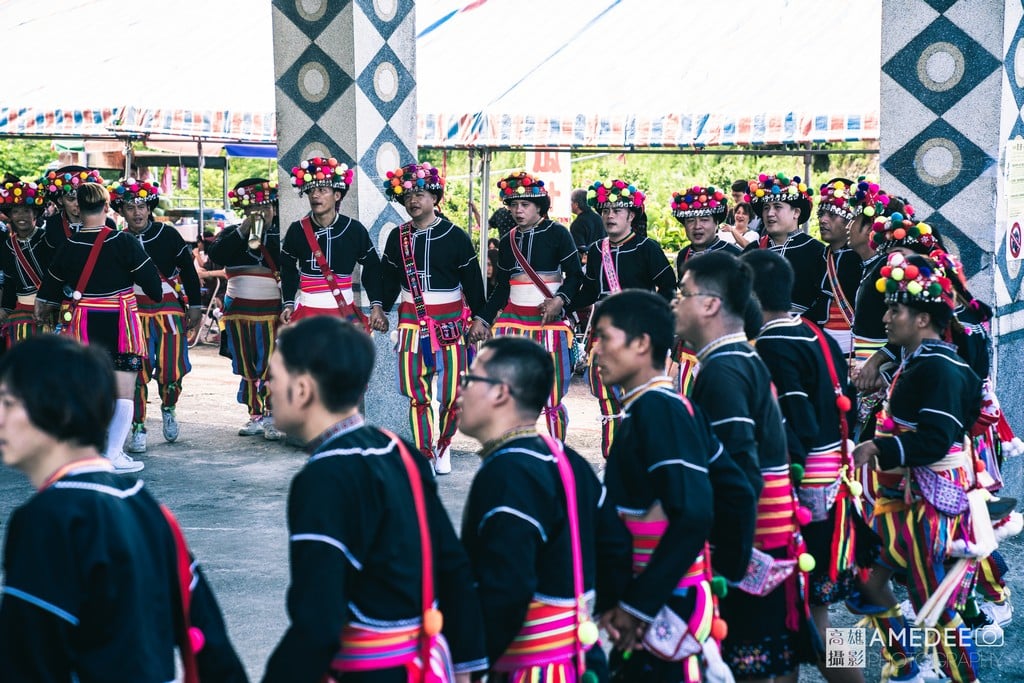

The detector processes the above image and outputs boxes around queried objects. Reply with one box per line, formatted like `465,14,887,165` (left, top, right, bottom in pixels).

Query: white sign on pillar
526,151,571,224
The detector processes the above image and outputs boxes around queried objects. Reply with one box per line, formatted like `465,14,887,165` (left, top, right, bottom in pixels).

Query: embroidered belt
754,471,798,550
492,599,578,672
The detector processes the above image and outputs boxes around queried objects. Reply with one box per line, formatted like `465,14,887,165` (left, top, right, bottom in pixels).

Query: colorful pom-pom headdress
745,173,813,223
108,177,160,211
876,251,955,310
43,166,104,201
384,162,445,202
290,157,354,195
847,177,894,221
229,178,278,211
868,210,935,254
817,178,859,221
586,179,645,212
497,171,548,205
670,185,727,224
0,178,45,212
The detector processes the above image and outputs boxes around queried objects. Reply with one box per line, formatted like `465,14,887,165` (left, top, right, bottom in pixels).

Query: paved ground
1,343,1023,681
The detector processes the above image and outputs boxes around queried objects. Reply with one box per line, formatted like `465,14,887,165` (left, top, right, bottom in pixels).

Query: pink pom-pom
188,626,205,653
796,506,813,526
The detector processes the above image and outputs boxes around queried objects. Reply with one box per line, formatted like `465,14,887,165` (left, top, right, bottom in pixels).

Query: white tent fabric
0,0,275,141
416,0,881,147
0,0,880,148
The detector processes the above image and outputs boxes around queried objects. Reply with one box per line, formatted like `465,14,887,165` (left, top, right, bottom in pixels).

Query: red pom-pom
903,264,919,279
188,626,205,653
974,459,986,473
711,618,729,641
880,266,892,277
836,395,852,412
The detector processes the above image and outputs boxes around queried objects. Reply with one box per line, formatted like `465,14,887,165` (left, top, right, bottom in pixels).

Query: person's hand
238,213,254,238
853,441,879,468
853,353,885,392
599,607,647,652
280,304,294,325
467,319,490,343
540,296,564,325
369,305,389,332
186,306,203,331
454,674,472,683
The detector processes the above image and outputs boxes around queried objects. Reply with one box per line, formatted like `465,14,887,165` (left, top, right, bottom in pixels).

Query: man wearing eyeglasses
673,251,813,681
457,335,630,683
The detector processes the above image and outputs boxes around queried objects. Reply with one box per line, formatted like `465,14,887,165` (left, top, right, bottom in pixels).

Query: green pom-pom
582,671,599,683
790,462,805,483
711,575,729,597
929,282,943,296
886,279,899,292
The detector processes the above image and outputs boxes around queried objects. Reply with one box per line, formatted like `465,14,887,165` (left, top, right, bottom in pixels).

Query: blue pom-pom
890,212,904,224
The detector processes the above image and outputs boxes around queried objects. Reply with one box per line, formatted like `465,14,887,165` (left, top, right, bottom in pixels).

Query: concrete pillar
880,0,1024,496
272,0,416,437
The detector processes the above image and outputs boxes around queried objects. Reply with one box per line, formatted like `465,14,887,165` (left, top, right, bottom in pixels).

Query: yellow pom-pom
423,608,443,636
847,480,864,497
798,553,816,573
907,281,923,296
578,620,599,646
875,278,887,293
891,267,904,281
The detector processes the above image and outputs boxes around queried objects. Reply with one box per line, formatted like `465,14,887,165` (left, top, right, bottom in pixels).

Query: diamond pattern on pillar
882,16,1000,117
920,210,987,275
1005,11,1024,138
277,43,354,123
275,0,348,41
280,123,356,182
354,0,413,34
882,118,994,211
356,42,415,120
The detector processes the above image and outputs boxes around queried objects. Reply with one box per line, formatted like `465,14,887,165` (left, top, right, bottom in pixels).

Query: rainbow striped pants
133,311,190,425
585,353,621,460
870,496,979,682
396,327,468,458
223,297,279,419
492,306,572,442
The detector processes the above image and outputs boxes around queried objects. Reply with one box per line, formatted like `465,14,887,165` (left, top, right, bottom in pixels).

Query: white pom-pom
1002,437,1024,458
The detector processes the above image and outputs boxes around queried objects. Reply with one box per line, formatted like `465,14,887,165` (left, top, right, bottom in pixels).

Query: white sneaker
161,407,179,443
109,451,144,473
125,426,147,454
263,417,283,441
980,599,1013,627
238,417,265,436
433,444,452,475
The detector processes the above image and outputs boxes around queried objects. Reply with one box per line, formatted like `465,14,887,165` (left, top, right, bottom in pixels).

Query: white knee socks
105,399,135,460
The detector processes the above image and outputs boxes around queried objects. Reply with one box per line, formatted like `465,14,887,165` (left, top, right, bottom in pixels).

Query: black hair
77,183,108,214
742,249,794,313
678,251,752,319
592,290,674,370
478,336,553,414
276,317,375,411
0,336,115,451
632,209,648,239
743,298,764,341
731,179,749,193
905,299,954,335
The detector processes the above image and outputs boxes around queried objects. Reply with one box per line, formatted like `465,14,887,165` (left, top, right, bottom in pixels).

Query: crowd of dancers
0,158,1022,683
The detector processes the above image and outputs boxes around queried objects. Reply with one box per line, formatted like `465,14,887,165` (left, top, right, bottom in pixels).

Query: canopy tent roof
416,0,881,147
0,0,276,142
0,0,880,149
